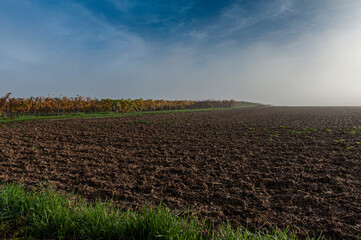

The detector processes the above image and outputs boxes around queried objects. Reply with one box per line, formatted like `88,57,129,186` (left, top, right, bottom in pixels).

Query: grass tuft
0,184,320,239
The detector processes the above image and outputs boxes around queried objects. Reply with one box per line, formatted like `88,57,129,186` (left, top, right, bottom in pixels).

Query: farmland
0,107,360,239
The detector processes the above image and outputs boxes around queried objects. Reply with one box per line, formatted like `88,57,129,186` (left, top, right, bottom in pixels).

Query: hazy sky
1,0,361,105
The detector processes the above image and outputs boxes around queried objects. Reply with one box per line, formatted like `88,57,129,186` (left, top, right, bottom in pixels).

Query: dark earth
1,107,360,239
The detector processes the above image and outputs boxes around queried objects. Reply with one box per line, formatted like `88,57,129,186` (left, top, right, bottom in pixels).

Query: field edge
0,103,264,124
0,183,320,240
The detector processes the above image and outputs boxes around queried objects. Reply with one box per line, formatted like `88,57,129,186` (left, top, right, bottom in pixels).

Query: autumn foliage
0,95,243,117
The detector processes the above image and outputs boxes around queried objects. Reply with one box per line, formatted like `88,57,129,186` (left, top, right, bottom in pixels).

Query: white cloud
2,0,361,105
0,0,150,97
105,12,361,105
184,0,295,43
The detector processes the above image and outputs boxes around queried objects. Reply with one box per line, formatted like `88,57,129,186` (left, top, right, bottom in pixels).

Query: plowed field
1,107,360,239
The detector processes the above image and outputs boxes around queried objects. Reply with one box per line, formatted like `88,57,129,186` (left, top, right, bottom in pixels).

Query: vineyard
0,93,248,118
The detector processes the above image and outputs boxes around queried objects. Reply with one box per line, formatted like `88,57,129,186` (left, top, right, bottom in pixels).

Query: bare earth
1,107,360,239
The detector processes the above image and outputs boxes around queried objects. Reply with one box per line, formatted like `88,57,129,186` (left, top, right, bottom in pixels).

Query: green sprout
137,119,153,125
269,133,279,139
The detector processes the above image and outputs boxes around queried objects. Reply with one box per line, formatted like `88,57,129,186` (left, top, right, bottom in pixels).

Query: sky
1,0,361,105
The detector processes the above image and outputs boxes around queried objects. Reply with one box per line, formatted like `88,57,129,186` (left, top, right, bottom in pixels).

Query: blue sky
1,0,361,105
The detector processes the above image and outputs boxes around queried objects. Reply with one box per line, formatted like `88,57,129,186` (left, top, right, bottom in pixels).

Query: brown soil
0,107,360,239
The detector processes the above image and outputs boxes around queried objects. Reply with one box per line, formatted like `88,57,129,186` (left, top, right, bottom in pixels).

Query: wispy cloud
106,0,136,12
2,0,361,105
183,0,296,46
0,0,150,96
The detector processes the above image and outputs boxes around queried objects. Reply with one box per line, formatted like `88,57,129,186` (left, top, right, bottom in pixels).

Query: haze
1,0,361,106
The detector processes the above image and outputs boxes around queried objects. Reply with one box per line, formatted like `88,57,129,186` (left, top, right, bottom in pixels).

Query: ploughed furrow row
0,107,361,239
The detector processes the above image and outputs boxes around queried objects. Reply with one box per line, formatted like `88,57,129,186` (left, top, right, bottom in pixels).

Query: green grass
0,184,320,240
0,104,261,124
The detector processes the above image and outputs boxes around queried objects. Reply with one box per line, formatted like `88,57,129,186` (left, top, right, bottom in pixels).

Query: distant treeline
0,93,258,118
